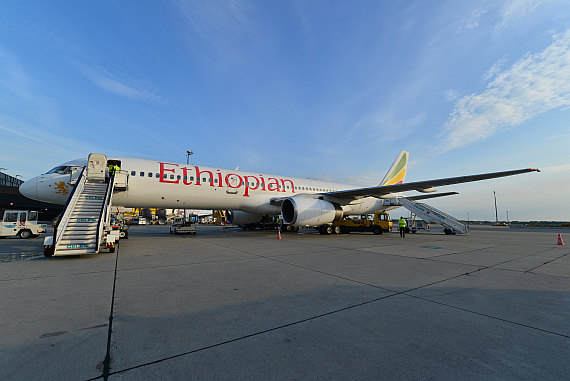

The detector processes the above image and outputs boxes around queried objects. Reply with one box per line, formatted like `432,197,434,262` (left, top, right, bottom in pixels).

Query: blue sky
1,0,569,220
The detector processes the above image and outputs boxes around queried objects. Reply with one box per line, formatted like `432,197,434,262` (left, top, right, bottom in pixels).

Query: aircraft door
87,153,107,181
226,175,239,194
19,212,27,228
70,166,83,184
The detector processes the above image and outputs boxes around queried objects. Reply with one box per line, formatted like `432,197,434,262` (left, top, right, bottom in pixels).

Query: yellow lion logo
54,181,69,195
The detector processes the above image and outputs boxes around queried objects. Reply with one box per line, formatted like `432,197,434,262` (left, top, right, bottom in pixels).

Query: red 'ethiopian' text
158,162,295,197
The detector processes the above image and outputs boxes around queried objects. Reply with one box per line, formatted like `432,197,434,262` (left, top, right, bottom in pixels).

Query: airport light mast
493,191,499,226
185,150,193,223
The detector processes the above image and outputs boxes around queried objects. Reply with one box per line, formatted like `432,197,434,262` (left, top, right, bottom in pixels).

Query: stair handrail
95,173,115,252
53,167,86,249
398,197,467,233
416,202,462,222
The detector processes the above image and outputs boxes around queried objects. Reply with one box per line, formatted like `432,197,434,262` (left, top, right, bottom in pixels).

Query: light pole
184,150,193,223
506,210,509,225
493,191,499,226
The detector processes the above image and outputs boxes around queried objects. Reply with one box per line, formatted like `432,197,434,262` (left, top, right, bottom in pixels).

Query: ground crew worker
399,216,406,238
107,163,120,176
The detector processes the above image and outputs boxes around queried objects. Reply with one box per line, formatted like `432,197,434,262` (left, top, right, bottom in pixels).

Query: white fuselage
21,157,389,216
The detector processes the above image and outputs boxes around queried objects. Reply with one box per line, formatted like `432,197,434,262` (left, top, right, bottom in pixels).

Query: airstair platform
47,154,115,256
398,197,468,234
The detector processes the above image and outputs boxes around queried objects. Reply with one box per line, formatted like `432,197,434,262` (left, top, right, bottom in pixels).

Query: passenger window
140,172,145,177
209,178,212,183
163,174,167,179
184,176,187,180
156,173,160,178
20,213,26,223
29,212,38,221
5,213,17,222
215,179,218,183
148,172,152,177
170,175,174,179
177,175,181,180
131,171,136,176
190,177,194,181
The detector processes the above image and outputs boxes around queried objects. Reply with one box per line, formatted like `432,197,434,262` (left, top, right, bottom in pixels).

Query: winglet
379,151,409,186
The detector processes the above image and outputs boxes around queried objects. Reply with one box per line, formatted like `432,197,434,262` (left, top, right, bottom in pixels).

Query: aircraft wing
326,168,539,199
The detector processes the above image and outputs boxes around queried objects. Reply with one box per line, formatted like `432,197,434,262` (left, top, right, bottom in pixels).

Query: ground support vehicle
318,212,392,235
1,210,46,238
170,224,198,235
170,213,198,235
239,215,299,232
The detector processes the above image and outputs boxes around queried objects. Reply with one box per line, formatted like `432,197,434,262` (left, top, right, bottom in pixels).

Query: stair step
68,219,99,223
62,233,97,238
74,208,103,212
71,213,101,218
53,248,96,256
56,240,96,245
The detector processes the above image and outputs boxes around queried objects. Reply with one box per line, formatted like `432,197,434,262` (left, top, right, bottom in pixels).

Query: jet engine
225,210,263,225
281,197,343,227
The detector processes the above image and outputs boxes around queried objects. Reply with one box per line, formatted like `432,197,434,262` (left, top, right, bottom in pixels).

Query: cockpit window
46,166,71,175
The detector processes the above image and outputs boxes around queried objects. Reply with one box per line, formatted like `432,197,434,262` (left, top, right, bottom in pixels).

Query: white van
1,210,47,238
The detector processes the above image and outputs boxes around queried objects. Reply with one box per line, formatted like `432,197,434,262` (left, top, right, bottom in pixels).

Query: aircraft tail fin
379,151,409,186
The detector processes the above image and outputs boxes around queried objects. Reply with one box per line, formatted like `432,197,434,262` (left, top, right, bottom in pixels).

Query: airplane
19,151,539,228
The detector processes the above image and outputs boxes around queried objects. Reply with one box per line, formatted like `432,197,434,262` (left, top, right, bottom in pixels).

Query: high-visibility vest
399,218,406,227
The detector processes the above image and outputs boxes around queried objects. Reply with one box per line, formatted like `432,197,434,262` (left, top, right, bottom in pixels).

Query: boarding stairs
397,197,468,234
50,163,115,256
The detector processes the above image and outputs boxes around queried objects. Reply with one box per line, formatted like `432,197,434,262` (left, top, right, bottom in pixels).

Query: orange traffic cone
557,233,565,246
222,224,225,233
278,229,282,240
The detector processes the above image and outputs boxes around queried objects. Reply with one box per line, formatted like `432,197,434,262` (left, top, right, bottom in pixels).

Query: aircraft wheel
283,225,292,232
325,225,333,235
293,226,299,232
333,225,341,234
19,230,32,239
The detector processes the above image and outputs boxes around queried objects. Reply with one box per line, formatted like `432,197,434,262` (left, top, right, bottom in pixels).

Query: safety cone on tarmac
557,233,565,246
278,228,282,240
222,223,225,233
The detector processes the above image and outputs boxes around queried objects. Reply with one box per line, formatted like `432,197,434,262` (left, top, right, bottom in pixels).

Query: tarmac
1,225,569,380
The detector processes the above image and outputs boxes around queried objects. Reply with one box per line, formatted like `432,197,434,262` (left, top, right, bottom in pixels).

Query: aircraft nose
19,178,38,200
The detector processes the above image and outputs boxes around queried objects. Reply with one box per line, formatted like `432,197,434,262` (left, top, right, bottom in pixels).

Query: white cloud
456,7,489,33
483,57,507,81
440,29,570,151
494,0,543,33
444,89,459,102
76,63,163,102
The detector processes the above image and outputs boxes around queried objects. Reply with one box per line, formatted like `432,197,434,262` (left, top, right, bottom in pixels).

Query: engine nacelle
281,197,343,227
225,210,263,225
